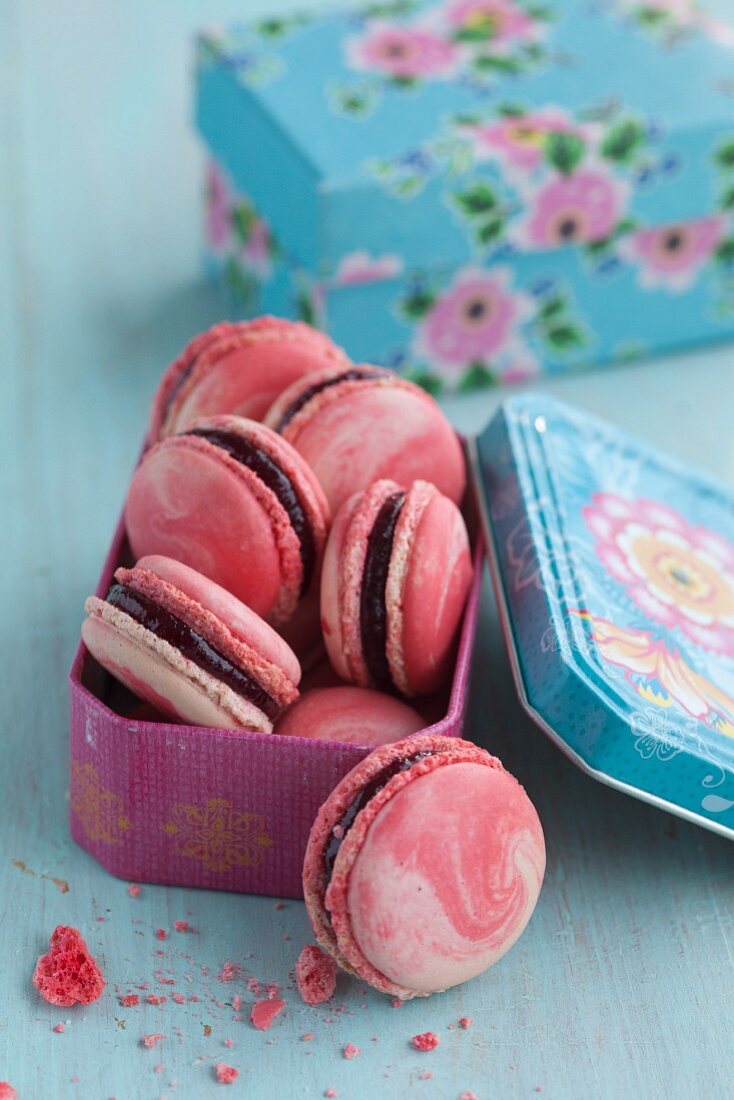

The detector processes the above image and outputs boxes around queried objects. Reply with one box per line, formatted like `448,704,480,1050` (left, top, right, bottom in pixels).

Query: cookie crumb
120,994,139,1007
231,994,242,1012
155,929,167,941
418,1071,432,1080
52,1023,65,1034
301,1033,315,1042
296,945,338,1006
411,1032,439,1052
127,884,142,898
146,995,167,1006
458,1092,478,1100
223,1039,234,1048
214,1063,239,1084
172,993,186,1005
141,1033,164,1049
250,998,285,1031
342,1042,360,1060
391,999,403,1008
324,1091,338,1099
217,962,242,983
33,926,105,1007
458,1016,473,1029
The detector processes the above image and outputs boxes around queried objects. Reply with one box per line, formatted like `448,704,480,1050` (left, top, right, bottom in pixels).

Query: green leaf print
546,322,586,351
405,371,444,396
719,186,734,211
400,287,437,320
600,119,645,164
453,182,499,217
545,132,585,176
459,362,497,391
715,140,734,171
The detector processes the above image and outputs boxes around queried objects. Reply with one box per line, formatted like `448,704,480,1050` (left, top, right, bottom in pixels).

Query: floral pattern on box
198,15,314,87
204,163,279,309
611,0,734,48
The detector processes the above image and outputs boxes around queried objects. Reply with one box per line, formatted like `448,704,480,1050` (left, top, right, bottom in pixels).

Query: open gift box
195,0,734,394
69,392,734,901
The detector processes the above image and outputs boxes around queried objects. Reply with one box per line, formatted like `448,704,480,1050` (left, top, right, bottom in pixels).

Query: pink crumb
128,884,142,898
342,1043,360,1060
324,1091,337,1099
0,1085,17,1100
231,994,242,1012
418,1071,432,1080
155,929,167,941
120,994,139,1007
535,1088,543,1093
411,1032,440,1052
172,993,186,1005
458,1016,473,1029
52,1023,65,1034
96,916,106,923
33,925,105,1007
173,920,192,933
250,999,285,1031
154,1064,164,1074
391,999,403,1008
459,1093,478,1100
141,1033,164,1048
217,962,242,983
275,901,287,910
214,1064,239,1085
223,1039,234,1049
296,945,338,1007
146,995,168,1006
301,1033,315,1042
266,982,280,1000
247,977,262,996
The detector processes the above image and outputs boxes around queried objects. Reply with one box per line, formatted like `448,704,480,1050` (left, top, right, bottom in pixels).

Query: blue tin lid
196,0,734,273
472,393,734,839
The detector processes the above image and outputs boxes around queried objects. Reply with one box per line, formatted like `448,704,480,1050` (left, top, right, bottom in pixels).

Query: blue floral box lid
196,0,734,274
472,393,734,839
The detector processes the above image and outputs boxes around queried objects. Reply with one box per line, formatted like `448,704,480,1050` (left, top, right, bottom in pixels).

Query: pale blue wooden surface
2,3,734,1098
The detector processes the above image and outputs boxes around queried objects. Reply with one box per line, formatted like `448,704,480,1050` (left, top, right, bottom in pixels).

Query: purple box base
69,516,482,899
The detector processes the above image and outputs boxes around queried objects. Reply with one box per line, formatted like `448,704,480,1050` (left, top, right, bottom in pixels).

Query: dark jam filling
274,367,386,434
360,491,406,693
185,427,315,596
106,583,278,718
322,749,446,898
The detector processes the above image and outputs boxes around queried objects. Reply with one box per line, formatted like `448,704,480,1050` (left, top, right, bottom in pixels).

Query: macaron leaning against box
149,317,349,441
82,555,301,732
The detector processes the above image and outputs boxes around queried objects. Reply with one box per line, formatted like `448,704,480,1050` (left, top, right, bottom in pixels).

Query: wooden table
2,2,733,1097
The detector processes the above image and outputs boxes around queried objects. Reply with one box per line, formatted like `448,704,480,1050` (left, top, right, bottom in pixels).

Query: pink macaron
149,318,349,441
321,479,473,696
82,555,301,732
125,415,331,623
264,365,466,513
302,733,545,999
274,686,424,745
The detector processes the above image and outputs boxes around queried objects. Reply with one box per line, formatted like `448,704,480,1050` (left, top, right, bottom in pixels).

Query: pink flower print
347,22,459,81
241,218,273,280
583,492,734,656
205,163,231,253
332,251,404,286
621,216,728,293
462,108,579,174
444,0,538,45
414,267,526,375
521,167,628,247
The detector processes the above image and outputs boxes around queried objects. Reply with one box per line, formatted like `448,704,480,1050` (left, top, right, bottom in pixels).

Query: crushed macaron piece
120,994,139,1007
250,998,285,1031
214,1063,239,1084
141,1033,165,1049
33,925,105,1007
411,1032,440,1052
342,1042,360,1060
458,1016,473,1029
296,945,338,1006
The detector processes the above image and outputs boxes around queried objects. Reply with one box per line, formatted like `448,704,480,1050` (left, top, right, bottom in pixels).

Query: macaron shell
389,491,473,697
273,687,424,745
82,602,273,732
320,491,364,683
133,555,301,687
149,322,235,441
165,321,349,437
125,436,285,619
271,378,466,513
342,762,545,996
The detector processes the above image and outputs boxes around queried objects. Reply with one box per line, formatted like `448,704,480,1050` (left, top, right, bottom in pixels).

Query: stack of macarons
83,316,474,745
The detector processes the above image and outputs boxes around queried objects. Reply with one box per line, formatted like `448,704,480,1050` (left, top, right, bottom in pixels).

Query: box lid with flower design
472,392,734,840
197,0,734,276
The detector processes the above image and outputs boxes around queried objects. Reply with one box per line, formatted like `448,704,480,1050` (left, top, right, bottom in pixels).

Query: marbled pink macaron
82,555,301,732
321,479,472,696
264,365,466,513
125,415,330,623
302,734,545,999
149,318,349,441
274,686,424,745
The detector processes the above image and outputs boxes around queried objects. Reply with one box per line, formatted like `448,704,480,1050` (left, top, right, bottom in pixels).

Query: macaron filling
322,748,448,901
105,582,279,718
360,490,406,692
274,367,385,433
184,427,316,595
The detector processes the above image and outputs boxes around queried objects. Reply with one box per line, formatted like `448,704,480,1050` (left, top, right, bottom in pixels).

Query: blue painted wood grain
1,2,734,1097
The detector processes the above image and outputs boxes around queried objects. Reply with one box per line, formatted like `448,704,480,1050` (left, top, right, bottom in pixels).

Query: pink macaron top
273,686,424,745
303,734,546,999
321,479,472,696
264,365,466,512
125,415,331,623
149,318,349,441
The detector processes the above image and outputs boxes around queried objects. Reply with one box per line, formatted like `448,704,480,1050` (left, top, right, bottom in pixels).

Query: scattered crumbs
266,982,280,1000
275,901,287,910
342,1043,360,1060
146,995,168,1006
128,884,142,898
458,1092,478,1100
391,999,403,1009
155,971,176,985
411,1032,440,1052
247,977,262,996
217,962,242,983
418,1071,432,1080
251,999,285,1031
173,920,192,933
231,995,242,1012
155,929,167,941
11,859,34,875
154,1064,164,1074
223,1039,234,1049
52,1023,65,1034
172,993,186,1005
215,1063,239,1085
96,916,106,923
203,1024,212,1038
324,1091,338,1099
301,1033,315,1042
296,945,338,1007
141,1033,164,1049
189,995,200,1003
458,1016,473,1030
